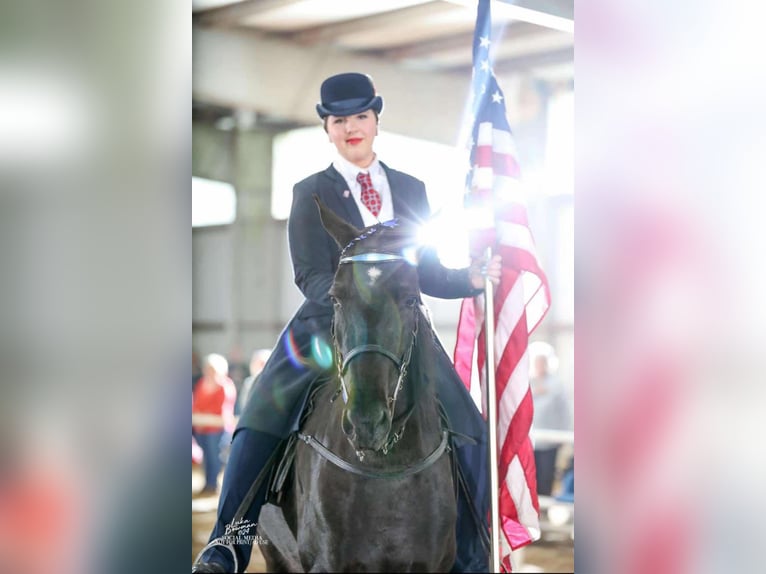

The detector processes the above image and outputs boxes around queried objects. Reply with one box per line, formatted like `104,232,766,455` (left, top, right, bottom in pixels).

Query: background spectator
192,353,236,496
529,341,572,496
236,349,271,416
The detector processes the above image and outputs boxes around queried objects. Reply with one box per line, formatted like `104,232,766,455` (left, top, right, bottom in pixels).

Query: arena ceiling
192,0,573,143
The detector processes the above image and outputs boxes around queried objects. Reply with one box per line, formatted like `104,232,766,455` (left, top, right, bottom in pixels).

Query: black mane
340,219,420,258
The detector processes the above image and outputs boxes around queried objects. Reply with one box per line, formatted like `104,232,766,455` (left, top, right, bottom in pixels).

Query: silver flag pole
483,246,502,573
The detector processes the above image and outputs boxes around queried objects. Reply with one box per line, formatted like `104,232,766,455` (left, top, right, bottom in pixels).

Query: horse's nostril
347,407,386,429
344,405,390,450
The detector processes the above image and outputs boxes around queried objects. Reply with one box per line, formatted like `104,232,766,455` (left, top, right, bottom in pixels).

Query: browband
339,253,406,264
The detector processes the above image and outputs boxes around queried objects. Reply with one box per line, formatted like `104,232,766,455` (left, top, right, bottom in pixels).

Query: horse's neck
393,374,440,432
398,364,443,446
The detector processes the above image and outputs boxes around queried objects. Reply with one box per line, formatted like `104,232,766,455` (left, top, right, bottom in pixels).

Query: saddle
266,379,331,505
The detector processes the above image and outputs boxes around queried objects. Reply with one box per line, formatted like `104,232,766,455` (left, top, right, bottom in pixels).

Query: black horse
258,199,457,572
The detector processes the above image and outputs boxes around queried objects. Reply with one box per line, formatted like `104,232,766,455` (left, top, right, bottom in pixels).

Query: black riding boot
193,428,281,573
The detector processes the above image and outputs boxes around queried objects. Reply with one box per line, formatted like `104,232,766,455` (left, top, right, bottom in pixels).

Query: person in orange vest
192,353,237,496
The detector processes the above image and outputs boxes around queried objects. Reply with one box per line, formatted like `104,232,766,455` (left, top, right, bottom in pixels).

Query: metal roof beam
443,0,573,33
382,21,538,58
284,1,446,45
194,0,306,27
491,45,574,73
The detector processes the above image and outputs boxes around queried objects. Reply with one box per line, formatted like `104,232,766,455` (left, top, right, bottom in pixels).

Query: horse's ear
314,195,361,248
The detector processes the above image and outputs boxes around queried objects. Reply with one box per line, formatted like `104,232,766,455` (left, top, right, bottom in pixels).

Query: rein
296,430,450,480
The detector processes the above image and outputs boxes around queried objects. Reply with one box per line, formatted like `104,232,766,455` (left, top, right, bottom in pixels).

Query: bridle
332,252,419,456
333,254,418,402
296,249,450,478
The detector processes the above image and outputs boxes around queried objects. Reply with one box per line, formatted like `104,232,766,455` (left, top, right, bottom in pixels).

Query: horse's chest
298,470,456,571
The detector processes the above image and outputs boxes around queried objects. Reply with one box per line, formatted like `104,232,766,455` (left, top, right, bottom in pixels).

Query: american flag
452,0,551,569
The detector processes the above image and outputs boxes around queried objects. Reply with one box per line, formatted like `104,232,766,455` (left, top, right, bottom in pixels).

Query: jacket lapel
381,161,417,223
319,165,365,229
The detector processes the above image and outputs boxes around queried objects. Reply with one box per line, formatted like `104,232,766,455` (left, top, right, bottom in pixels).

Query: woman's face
326,111,378,168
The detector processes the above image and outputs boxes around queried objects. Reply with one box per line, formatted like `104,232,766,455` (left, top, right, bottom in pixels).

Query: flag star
491,91,503,103
480,84,487,94
480,60,490,72
479,36,491,49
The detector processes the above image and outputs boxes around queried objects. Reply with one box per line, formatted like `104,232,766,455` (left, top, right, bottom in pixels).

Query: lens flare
311,335,333,370
401,246,419,266
283,328,308,370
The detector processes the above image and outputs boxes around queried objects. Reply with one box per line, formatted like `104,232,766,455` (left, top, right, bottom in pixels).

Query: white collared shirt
332,154,394,227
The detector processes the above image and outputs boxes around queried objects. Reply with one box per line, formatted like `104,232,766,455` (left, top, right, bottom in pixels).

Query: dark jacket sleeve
287,177,336,310
419,247,482,300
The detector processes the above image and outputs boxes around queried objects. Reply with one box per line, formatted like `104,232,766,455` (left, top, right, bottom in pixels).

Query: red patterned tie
356,172,382,217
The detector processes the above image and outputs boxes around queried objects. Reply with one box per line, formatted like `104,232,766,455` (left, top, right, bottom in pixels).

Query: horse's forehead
336,261,409,292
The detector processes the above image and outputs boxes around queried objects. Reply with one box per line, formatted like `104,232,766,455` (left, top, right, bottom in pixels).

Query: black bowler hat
316,72,384,119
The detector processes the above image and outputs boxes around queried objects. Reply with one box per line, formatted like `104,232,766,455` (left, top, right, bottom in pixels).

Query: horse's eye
404,296,418,308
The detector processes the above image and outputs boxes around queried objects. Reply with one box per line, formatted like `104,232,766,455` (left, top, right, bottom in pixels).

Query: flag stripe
505,454,539,531
498,392,535,480
496,204,530,226
472,169,520,194
497,221,537,254
475,147,522,178
475,123,519,155
454,298,477,388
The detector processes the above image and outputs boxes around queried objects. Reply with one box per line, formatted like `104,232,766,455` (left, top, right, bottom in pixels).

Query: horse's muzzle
342,404,392,453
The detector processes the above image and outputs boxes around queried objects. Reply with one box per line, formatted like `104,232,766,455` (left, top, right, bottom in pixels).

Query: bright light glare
418,209,469,269
401,246,419,266
548,504,572,526
272,126,333,220
543,89,573,194
417,205,499,268
192,176,236,227
463,205,496,230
